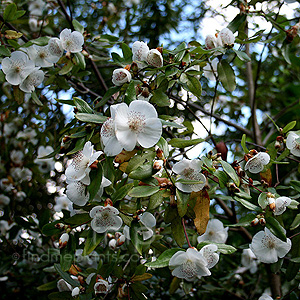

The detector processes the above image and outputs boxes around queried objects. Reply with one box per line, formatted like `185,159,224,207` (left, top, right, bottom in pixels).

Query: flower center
128,111,146,133
182,167,195,179
182,259,196,278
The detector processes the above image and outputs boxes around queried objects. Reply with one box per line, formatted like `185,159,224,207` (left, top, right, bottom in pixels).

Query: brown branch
170,95,253,137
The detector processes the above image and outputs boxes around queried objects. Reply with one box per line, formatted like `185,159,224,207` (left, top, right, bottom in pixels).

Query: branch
170,95,253,137
56,0,108,91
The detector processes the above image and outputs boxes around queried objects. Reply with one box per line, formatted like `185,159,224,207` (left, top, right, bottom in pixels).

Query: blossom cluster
1,28,84,93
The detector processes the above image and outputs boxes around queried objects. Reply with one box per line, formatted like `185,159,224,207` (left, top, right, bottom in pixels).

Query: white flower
241,248,259,274
259,294,273,300
249,228,291,264
107,3,117,14
199,244,219,268
1,51,35,85
28,17,43,32
47,38,64,62
172,159,206,193
94,279,110,294
100,105,123,156
132,41,149,62
205,35,219,50
54,195,73,212
10,150,24,165
15,191,26,202
169,248,210,281
124,0,140,6
66,181,89,206
286,131,300,157
59,28,84,53
19,68,44,93
146,49,163,68
90,205,123,233
197,219,229,244
26,45,52,68
217,28,235,47
57,279,72,292
10,167,32,182
203,59,218,81
114,100,162,151
94,177,112,201
65,141,102,185
123,212,156,241
274,196,292,216
0,178,14,192
16,128,38,144
71,287,80,297
244,152,270,174
0,194,10,207
34,145,55,173
28,0,46,16
112,68,132,86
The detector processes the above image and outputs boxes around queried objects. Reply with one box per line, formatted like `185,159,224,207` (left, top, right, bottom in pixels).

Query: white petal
172,159,191,175
140,212,156,228
137,118,162,148
169,251,188,268
89,205,105,217
129,100,158,119
115,128,137,151
276,237,291,258
66,181,89,206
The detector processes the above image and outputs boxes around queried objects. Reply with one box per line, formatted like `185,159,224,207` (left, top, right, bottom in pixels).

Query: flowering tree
1,0,300,299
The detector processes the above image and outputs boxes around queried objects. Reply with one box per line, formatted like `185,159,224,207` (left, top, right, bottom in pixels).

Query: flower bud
55,223,65,229
108,239,117,250
268,197,276,211
117,234,126,246
251,218,259,226
59,233,69,248
112,68,132,86
259,217,266,225
104,198,113,207
72,287,80,297
132,41,149,62
146,49,163,68
217,28,235,48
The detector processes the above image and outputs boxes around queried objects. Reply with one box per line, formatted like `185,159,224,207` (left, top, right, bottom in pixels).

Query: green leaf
129,164,153,180
65,213,92,225
151,89,171,107
232,49,251,62
220,160,239,186
228,213,257,227
171,217,185,247
112,183,134,202
233,196,259,211
241,134,249,154
14,10,26,19
3,3,17,22
214,170,227,189
197,242,237,254
147,189,165,211
185,75,202,99
227,14,246,33
82,228,104,255
0,45,11,56
290,214,300,230
73,97,93,113
37,280,57,291
265,214,287,242
145,248,182,268
74,52,86,69
217,60,236,92
60,234,75,271
66,138,86,155
160,119,184,129
48,291,73,300
169,138,204,148
88,164,103,201
290,180,300,193
125,81,136,103
282,121,297,134
54,264,80,287
59,60,73,75
95,86,122,107
31,91,43,106
176,189,189,217
258,193,268,209
130,220,144,255
121,43,132,61
75,113,107,123
156,137,169,158
173,42,187,62
282,40,291,65
42,221,61,236
286,234,300,281
128,186,160,198
72,19,84,34
31,36,51,46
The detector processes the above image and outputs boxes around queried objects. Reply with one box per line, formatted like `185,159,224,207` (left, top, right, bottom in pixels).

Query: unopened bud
59,233,69,248
124,64,131,71
72,287,80,297
104,198,113,207
55,223,65,229
251,218,259,226
156,147,164,159
117,234,126,246
153,161,162,172
131,61,138,73
268,197,276,211
108,239,117,250
89,160,99,169
275,140,281,149
259,217,266,225
141,87,150,98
